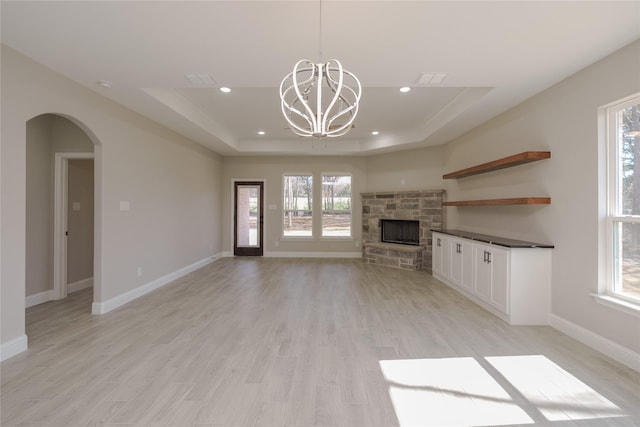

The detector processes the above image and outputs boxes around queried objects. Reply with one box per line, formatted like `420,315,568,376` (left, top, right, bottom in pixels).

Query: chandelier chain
318,0,323,61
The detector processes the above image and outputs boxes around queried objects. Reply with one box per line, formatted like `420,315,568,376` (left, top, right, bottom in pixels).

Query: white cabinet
432,231,551,325
450,237,473,292
432,234,451,279
434,234,474,293
473,245,492,303
473,244,509,314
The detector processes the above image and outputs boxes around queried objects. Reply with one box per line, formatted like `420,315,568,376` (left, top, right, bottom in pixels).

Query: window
322,174,352,237
283,175,313,237
606,95,640,305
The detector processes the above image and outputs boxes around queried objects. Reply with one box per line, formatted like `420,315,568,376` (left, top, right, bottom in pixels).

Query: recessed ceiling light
400,86,411,93
219,87,231,93
258,131,266,135
371,131,380,135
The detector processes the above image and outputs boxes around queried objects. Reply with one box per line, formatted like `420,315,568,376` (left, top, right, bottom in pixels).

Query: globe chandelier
279,1,362,138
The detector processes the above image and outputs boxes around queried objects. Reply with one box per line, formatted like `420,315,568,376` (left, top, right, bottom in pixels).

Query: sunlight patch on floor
486,355,624,422
379,355,626,427
379,357,533,426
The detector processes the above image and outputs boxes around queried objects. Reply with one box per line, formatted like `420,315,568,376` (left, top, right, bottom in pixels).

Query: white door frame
53,152,94,300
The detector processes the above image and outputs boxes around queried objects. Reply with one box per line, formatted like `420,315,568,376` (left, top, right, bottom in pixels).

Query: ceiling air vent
184,73,218,86
417,72,448,85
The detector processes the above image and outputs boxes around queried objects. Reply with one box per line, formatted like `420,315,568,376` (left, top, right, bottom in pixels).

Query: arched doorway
25,113,101,311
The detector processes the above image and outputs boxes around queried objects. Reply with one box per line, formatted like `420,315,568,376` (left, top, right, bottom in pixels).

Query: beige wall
25,116,53,296
222,147,446,256
51,113,97,152
1,45,223,351
365,145,445,194
67,159,94,285
443,40,640,353
222,156,367,255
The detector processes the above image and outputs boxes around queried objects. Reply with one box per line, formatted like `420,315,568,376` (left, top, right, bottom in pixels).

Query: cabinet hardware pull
487,252,492,263
437,238,441,247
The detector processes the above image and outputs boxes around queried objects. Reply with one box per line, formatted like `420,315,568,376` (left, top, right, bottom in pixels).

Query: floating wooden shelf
443,151,551,179
443,197,551,206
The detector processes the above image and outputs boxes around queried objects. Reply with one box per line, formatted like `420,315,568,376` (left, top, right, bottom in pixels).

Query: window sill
280,236,313,241
591,293,640,317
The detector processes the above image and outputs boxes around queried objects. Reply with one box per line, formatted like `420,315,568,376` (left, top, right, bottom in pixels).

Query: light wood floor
2,258,639,426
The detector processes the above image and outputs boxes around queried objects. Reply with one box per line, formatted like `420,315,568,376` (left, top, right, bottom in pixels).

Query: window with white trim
322,174,352,237
606,94,640,304
283,174,313,237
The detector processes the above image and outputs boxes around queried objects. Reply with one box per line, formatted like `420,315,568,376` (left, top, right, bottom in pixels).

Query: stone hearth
361,190,445,271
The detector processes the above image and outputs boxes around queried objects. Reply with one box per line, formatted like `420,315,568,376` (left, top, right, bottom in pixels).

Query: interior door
234,181,264,256
66,159,95,293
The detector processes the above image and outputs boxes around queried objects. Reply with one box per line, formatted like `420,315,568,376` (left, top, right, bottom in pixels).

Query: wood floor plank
1,258,639,426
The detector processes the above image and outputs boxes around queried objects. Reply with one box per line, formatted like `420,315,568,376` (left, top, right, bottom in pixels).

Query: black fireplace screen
380,219,420,245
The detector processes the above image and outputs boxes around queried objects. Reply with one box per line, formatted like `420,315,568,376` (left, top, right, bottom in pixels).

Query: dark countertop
432,229,554,249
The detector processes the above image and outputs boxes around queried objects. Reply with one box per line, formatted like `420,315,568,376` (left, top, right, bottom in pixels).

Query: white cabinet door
432,233,451,278
473,243,510,314
432,234,443,275
450,238,473,292
474,245,492,303
489,247,509,314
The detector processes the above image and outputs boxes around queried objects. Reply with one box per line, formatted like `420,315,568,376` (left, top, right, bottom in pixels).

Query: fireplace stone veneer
361,190,445,271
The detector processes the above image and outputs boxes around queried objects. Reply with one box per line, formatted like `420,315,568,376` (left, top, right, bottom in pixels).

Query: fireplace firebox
380,219,420,246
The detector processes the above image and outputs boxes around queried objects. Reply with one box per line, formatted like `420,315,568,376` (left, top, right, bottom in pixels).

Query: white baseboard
25,290,54,308
0,334,28,362
222,251,362,259
91,256,216,315
25,278,93,308
221,251,362,258
549,313,640,373
264,251,362,259
68,277,93,293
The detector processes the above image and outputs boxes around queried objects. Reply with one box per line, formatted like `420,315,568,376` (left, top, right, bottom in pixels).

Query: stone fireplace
361,190,445,271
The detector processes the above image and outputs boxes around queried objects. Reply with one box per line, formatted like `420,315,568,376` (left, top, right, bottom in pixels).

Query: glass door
234,181,264,256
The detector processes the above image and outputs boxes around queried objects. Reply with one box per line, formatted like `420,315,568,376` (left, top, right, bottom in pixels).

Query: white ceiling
2,1,639,156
